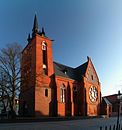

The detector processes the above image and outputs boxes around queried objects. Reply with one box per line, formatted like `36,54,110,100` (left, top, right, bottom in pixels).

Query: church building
19,15,102,117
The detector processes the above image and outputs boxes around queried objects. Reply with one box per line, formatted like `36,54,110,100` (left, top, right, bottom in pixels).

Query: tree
0,43,22,117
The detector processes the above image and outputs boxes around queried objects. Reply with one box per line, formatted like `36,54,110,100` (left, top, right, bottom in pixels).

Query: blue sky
0,0,122,96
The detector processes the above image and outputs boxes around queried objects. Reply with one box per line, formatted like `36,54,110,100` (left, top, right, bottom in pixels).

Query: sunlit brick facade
19,15,102,117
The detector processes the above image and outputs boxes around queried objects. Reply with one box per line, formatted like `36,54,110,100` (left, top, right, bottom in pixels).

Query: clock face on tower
89,86,98,103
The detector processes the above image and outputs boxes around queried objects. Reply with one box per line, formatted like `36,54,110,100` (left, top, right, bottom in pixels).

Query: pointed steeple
32,14,39,36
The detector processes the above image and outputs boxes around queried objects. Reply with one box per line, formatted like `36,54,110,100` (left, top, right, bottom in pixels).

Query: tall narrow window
91,75,93,80
45,89,48,97
73,86,77,103
42,41,47,75
60,84,66,103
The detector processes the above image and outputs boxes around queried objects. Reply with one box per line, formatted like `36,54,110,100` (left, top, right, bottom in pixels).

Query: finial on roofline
87,56,91,61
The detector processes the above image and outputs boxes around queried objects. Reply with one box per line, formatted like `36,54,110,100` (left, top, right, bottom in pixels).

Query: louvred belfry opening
42,41,48,75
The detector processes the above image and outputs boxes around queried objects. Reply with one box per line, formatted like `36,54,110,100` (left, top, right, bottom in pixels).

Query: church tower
20,15,54,116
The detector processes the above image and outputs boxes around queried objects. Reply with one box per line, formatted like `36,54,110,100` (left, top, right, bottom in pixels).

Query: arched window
60,84,66,103
42,41,47,75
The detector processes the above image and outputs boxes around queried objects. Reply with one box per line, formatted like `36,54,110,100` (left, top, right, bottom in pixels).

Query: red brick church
19,15,102,117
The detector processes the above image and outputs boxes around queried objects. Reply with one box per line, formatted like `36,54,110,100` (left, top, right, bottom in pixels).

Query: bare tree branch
0,43,22,117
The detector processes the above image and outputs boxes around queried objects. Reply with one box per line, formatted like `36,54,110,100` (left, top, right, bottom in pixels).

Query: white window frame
42,41,47,50
60,84,66,103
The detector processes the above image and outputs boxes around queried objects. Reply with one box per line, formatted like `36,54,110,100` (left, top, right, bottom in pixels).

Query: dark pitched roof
103,94,119,104
74,62,88,81
103,97,112,105
53,62,75,80
53,61,88,81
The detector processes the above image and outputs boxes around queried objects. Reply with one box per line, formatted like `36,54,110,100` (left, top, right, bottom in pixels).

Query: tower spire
32,14,39,36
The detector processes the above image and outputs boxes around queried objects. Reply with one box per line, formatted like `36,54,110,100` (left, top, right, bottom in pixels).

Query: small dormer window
64,70,67,74
62,69,67,75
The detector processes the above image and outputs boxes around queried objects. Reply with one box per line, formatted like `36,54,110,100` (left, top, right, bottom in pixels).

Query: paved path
0,117,122,130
